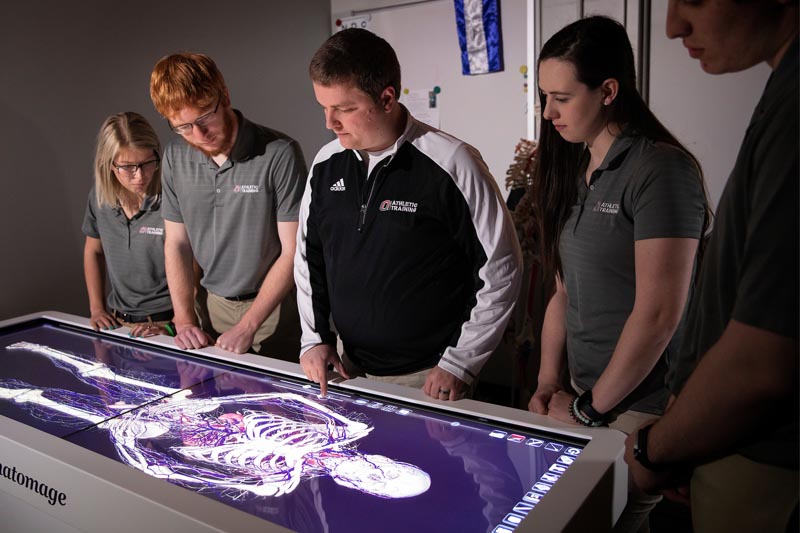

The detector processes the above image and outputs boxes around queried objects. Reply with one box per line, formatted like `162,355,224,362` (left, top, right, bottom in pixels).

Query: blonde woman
83,112,172,337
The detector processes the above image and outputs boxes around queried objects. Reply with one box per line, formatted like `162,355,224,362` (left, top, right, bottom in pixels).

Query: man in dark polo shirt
149,53,306,358
625,3,798,532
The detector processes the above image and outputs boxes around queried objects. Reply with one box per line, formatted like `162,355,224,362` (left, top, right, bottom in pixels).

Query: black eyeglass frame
169,98,221,135
112,158,161,176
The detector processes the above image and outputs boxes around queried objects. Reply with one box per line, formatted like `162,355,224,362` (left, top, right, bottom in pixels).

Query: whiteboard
345,0,529,194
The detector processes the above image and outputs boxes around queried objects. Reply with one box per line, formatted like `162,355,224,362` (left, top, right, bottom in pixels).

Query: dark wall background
0,0,333,320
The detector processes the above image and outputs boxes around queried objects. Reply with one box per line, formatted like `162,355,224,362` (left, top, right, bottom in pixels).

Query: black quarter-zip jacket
295,114,522,383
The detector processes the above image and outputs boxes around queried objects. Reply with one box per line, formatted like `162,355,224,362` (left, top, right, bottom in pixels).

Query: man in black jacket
295,29,522,401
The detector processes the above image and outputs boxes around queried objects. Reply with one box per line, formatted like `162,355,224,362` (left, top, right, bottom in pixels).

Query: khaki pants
691,454,798,533
572,380,662,533
205,289,301,362
341,350,432,389
341,351,477,398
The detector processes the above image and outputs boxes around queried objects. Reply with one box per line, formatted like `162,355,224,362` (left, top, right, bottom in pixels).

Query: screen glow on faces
0,322,586,533
169,99,220,135
313,82,396,152
112,147,158,195
538,58,607,145
167,100,234,157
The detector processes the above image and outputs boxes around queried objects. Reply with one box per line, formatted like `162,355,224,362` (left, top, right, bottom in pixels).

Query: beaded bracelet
569,392,606,427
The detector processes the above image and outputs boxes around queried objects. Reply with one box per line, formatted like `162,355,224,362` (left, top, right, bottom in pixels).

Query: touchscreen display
0,320,587,533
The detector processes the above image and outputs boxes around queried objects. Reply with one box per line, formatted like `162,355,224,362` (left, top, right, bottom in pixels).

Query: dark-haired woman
526,16,711,533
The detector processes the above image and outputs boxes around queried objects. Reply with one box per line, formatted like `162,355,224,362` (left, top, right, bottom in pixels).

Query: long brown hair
532,16,712,281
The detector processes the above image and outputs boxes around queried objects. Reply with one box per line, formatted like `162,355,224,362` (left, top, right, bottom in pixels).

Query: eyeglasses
112,158,160,176
170,99,220,135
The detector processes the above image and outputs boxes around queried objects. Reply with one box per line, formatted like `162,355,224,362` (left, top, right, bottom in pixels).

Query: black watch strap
633,424,665,471
578,389,606,422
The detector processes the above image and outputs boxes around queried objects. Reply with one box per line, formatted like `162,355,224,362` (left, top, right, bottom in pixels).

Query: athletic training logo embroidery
592,201,619,215
330,179,345,192
233,184,260,193
379,200,418,213
138,226,164,236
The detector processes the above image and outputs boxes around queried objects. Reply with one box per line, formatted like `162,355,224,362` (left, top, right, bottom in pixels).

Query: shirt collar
594,130,636,173
112,193,160,217
353,106,415,163
229,110,256,162
187,109,253,165
140,193,161,211
762,35,798,105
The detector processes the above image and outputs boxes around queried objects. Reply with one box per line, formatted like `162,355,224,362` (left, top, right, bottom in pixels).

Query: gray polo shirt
560,133,706,415
82,188,171,315
161,111,306,297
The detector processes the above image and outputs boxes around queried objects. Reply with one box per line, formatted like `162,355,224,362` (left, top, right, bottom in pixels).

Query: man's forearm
239,253,295,331
647,320,798,465
165,242,199,326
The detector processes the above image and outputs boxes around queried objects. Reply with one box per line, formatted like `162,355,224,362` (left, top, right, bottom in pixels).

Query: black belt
112,309,174,324
224,292,259,302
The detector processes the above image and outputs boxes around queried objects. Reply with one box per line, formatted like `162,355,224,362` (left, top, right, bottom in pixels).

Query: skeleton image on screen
1,342,431,500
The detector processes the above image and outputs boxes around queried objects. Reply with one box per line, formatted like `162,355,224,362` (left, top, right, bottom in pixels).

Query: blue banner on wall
455,0,504,75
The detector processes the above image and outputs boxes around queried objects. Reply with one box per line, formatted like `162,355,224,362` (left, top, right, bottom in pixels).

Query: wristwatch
633,424,664,471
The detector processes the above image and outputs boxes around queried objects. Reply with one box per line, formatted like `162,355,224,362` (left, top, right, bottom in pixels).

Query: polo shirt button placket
574,179,592,233
215,171,224,207
589,170,600,191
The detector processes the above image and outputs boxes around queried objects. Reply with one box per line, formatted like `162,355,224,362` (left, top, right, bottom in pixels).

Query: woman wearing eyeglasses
82,111,174,337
